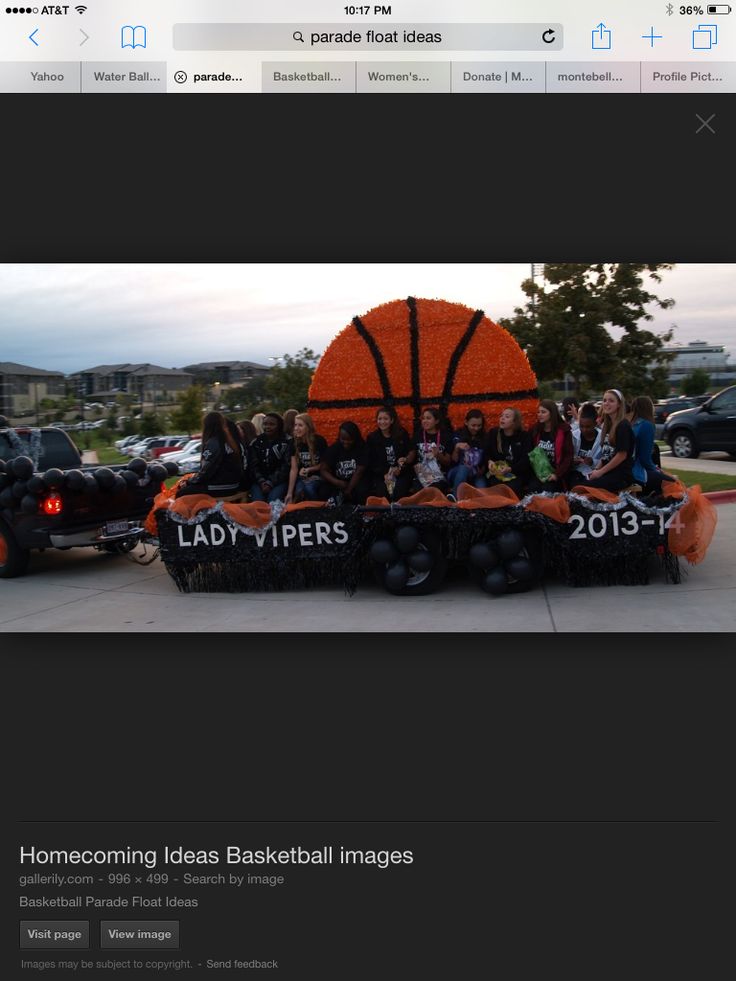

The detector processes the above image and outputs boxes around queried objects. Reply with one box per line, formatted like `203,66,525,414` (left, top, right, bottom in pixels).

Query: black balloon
164,461,179,476
44,468,64,488
0,487,15,508
0,473,9,492
370,538,399,564
26,474,47,495
20,494,38,514
469,542,500,570
128,457,147,476
122,469,139,488
0,459,6,474
385,560,410,590
11,456,34,480
408,549,434,573
95,467,115,489
112,473,127,493
481,568,508,595
505,556,534,582
496,529,525,560
148,463,167,483
12,480,28,499
395,525,420,554
83,474,98,493
64,469,85,491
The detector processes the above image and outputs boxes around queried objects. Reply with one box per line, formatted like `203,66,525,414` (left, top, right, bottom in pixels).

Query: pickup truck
0,426,177,577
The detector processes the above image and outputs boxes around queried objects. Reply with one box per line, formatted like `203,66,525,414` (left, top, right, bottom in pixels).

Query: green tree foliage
170,385,206,436
681,368,711,396
139,411,164,438
499,263,676,399
265,349,320,413
222,375,269,414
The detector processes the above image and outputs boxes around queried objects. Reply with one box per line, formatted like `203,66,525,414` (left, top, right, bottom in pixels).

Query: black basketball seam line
440,308,485,413
308,389,539,409
406,296,421,426
352,315,393,408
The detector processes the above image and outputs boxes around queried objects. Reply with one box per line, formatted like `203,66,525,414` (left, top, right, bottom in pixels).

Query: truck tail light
42,493,63,515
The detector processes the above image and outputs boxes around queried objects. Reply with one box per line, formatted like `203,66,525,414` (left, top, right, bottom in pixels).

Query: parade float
149,298,717,596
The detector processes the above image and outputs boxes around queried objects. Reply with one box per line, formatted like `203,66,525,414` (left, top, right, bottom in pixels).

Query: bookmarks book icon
121,25,146,49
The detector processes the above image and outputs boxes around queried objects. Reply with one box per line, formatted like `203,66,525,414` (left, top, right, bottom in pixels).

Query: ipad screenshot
1,2,730,979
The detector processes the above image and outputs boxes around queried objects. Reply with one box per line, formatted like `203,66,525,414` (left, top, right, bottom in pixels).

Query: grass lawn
666,468,736,493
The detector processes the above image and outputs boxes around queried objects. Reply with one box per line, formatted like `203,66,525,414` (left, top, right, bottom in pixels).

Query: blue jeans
251,481,288,502
447,465,487,493
295,477,324,500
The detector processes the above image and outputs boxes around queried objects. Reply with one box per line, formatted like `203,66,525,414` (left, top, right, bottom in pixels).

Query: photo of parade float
1,263,733,631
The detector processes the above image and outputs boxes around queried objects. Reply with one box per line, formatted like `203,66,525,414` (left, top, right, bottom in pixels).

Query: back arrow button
79,28,89,46
28,28,39,46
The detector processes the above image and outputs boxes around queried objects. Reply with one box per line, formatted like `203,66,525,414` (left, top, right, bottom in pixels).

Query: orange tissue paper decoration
307,297,538,440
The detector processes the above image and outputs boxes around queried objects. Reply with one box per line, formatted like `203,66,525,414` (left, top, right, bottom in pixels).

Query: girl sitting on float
405,407,452,495
629,396,675,495
448,409,488,495
584,389,635,493
484,407,533,498
567,402,603,489
176,411,244,500
320,421,370,505
528,400,574,493
249,412,293,502
285,413,329,504
365,406,413,502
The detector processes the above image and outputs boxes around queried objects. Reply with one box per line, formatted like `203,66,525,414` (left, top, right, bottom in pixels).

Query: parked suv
662,385,736,458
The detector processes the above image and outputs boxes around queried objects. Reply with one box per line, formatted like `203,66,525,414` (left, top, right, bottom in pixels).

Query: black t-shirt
325,442,367,483
412,428,451,467
451,428,485,470
537,435,556,465
366,428,411,473
292,434,328,471
486,428,532,477
599,419,634,478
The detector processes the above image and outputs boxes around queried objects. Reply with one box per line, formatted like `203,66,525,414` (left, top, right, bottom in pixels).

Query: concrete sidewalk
659,450,735,475
2,503,734,633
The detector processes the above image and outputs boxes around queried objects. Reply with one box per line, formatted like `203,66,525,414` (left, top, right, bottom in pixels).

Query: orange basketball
307,297,538,439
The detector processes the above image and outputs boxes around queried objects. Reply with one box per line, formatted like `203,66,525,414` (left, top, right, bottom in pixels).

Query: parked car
662,385,736,458
177,452,201,475
114,434,140,451
160,439,202,464
142,436,188,460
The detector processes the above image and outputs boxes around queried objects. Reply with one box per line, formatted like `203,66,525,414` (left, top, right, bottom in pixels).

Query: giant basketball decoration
307,297,538,438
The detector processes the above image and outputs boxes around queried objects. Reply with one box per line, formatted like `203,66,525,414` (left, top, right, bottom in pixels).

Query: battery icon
707,4,731,11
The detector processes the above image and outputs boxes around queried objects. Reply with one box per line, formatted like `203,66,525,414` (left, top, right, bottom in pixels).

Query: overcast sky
0,263,733,374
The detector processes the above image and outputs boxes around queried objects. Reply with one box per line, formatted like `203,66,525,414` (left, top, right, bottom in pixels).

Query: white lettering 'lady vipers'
177,521,349,549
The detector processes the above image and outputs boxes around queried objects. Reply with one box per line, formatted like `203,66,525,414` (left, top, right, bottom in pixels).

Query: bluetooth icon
666,3,674,13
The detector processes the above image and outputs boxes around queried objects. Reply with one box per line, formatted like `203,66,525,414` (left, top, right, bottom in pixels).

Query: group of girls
176,390,673,503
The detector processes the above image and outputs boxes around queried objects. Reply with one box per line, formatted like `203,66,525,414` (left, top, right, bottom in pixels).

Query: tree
170,385,206,436
222,375,269,413
265,348,320,413
499,264,676,399
681,368,710,396
139,411,164,438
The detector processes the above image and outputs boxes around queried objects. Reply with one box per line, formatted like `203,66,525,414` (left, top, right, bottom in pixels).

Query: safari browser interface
0,0,734,91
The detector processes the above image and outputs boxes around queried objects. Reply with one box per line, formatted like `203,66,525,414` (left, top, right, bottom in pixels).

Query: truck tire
670,430,698,459
0,518,30,578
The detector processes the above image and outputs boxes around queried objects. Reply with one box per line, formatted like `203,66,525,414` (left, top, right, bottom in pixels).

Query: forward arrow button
79,29,89,46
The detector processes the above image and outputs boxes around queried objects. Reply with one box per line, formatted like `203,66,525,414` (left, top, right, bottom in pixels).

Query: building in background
68,363,194,403
661,340,735,391
0,362,66,419
182,360,271,387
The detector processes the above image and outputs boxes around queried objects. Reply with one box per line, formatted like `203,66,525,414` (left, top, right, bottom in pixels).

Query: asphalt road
2,503,734,633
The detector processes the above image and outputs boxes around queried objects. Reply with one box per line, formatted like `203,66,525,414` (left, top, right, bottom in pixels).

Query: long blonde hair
497,407,523,453
294,412,318,465
601,390,626,444
251,412,266,434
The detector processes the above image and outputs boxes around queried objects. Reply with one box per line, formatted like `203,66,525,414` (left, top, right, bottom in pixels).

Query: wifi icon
75,5,87,12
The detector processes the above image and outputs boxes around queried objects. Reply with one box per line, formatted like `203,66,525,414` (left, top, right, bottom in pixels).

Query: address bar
173,23,563,51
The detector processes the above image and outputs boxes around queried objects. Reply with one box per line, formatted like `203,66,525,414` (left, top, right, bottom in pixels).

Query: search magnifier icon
293,30,304,42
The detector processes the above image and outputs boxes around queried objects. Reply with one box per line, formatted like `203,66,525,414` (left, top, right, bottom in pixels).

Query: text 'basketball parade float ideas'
148,297,717,597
